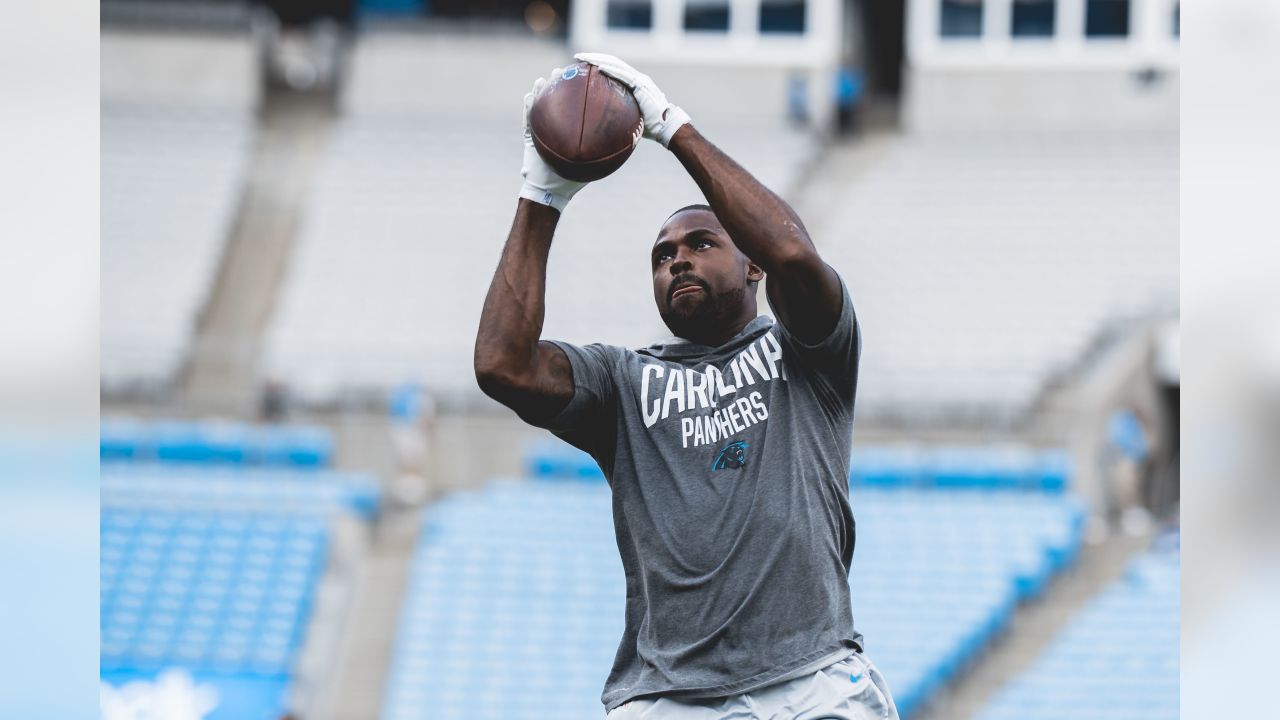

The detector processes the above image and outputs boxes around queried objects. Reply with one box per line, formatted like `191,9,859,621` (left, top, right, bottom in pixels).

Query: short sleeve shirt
537,280,863,712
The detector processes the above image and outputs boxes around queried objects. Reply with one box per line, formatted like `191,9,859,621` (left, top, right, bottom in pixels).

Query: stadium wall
903,65,1178,131
101,29,261,108
903,0,1179,131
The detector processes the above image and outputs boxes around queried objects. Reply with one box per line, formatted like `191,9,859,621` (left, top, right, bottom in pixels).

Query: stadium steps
969,541,1178,720
102,29,260,397
318,508,424,720
181,91,338,415
788,128,902,248
911,531,1154,720
101,102,254,395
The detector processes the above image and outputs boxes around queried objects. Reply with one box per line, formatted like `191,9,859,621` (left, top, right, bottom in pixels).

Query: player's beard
660,283,747,345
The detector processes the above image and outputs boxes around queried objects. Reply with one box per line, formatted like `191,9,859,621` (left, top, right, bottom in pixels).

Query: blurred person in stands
259,378,290,422
1101,406,1155,534
474,54,896,720
388,382,435,506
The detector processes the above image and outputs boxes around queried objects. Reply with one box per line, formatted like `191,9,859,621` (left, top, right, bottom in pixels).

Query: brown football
529,62,644,183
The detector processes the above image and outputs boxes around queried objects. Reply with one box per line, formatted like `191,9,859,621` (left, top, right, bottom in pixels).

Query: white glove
519,69,587,212
574,52,691,148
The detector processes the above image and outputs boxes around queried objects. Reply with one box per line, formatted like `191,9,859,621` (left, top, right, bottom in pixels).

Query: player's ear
746,260,764,284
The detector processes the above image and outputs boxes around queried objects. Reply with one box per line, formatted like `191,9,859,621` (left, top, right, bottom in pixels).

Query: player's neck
681,313,756,349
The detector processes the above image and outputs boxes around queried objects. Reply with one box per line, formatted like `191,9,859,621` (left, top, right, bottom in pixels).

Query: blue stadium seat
522,438,605,480
99,456,370,719
101,417,334,469
100,508,331,676
101,464,380,519
525,439,1074,494
100,507,333,718
973,548,1179,720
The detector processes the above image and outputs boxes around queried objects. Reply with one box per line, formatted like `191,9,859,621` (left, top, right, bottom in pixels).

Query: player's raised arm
576,52,844,346
473,71,588,424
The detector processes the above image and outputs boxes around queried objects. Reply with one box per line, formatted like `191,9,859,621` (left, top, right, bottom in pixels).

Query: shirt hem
601,638,861,713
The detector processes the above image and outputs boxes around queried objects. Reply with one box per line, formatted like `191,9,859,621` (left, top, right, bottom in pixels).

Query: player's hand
574,52,691,148
519,69,587,212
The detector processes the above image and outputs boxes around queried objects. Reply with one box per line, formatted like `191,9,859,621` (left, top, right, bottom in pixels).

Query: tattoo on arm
547,347,572,383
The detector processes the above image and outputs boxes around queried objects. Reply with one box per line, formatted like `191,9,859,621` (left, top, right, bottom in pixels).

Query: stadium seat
101,103,253,393
973,548,1179,720
101,417,335,469
100,508,330,717
99,427,374,720
101,464,380,519
821,130,1178,423
528,438,1074,494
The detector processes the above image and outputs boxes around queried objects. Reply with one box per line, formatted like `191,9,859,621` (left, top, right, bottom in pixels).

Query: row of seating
105,42,271,688
379,457,1086,720
974,546,1179,720
525,438,1073,492
100,451,380,720
99,28,1175,429
102,464,380,519
823,129,1178,423
101,508,329,676
265,122,1175,421
101,102,253,393
101,417,334,468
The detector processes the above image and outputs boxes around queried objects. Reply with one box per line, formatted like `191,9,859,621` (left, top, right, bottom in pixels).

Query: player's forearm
474,199,559,388
667,125,818,272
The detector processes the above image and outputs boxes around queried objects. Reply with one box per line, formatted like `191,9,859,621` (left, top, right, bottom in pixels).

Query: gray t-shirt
539,282,863,713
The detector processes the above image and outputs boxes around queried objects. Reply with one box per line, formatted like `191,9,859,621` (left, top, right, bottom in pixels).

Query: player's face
651,209,757,339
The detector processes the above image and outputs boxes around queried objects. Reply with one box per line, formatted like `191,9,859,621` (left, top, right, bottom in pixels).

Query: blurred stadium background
99,1,1179,718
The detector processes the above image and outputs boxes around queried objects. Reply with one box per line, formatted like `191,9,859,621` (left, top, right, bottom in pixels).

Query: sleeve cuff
540,340,602,431
519,183,571,213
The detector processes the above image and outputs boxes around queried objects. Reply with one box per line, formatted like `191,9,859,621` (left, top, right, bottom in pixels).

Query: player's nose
669,248,694,274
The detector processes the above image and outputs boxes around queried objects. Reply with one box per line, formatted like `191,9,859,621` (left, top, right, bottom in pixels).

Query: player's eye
696,239,712,250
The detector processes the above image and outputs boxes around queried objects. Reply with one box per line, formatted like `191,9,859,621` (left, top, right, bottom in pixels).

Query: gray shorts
605,650,899,720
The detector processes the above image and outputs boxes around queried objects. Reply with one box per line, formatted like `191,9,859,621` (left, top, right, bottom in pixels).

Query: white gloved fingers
591,61,639,89
522,93,535,140
524,77,547,134
525,77,546,117
630,82,661,110
574,52,638,86
571,52,613,67
574,51,622,66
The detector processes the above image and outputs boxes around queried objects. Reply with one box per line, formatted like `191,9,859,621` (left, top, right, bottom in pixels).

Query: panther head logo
712,441,749,470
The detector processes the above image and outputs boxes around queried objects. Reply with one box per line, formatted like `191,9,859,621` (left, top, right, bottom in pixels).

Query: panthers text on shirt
638,332,789,448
